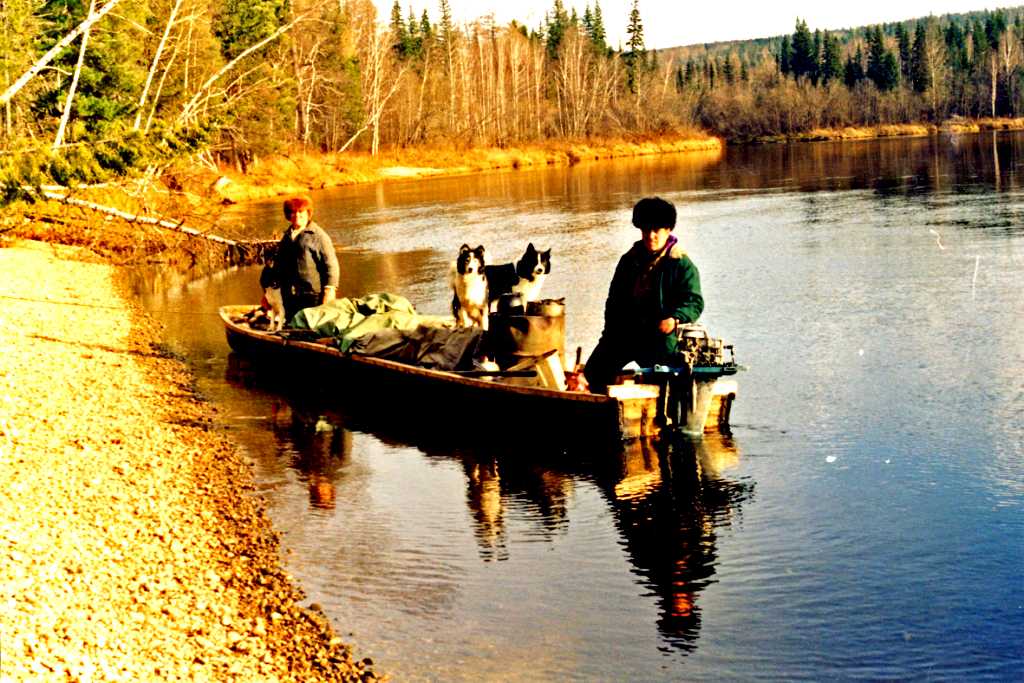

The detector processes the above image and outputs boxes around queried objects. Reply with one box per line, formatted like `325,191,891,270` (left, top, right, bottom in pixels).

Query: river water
136,132,1023,681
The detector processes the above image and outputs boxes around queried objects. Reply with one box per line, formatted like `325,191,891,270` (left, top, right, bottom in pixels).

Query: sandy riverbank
0,239,379,681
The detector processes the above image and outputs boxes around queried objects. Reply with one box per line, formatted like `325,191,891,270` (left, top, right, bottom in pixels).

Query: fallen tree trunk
38,189,276,264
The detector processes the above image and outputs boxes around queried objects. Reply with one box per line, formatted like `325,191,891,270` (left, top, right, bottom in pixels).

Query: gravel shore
0,239,379,681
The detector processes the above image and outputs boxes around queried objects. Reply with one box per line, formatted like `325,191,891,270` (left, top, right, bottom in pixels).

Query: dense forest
2,0,1024,192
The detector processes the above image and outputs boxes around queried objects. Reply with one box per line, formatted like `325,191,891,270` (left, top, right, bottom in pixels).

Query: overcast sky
372,1,1006,49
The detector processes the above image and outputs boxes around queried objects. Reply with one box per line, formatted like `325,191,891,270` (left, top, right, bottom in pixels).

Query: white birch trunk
134,0,183,130
53,0,94,151
1,0,123,106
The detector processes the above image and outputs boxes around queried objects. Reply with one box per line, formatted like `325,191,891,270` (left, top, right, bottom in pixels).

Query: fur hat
283,196,313,220
631,197,676,230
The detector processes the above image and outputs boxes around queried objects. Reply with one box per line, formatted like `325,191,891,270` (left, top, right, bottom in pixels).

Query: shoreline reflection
227,359,753,652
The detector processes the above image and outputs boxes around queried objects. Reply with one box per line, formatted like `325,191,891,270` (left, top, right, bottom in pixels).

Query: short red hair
283,196,313,220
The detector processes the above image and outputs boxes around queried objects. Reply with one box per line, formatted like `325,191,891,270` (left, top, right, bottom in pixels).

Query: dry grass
946,117,1024,133
180,133,723,204
757,117,1024,144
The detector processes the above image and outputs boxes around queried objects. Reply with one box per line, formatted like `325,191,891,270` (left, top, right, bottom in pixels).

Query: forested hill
655,6,1024,140
660,7,1024,64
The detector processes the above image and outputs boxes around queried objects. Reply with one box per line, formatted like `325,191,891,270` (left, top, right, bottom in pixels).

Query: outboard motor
635,323,741,436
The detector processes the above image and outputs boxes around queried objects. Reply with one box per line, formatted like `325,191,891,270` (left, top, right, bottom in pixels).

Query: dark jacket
602,238,703,359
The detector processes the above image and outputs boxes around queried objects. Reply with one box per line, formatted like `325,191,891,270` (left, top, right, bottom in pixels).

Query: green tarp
289,293,482,370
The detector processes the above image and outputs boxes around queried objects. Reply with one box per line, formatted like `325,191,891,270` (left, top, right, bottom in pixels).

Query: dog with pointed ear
450,244,489,330
485,243,552,307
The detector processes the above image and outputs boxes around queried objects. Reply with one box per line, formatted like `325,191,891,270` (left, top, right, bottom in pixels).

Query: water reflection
230,356,752,653
267,399,352,510
590,434,753,652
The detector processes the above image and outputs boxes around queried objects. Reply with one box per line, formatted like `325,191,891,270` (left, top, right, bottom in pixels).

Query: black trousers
283,292,320,321
583,335,661,394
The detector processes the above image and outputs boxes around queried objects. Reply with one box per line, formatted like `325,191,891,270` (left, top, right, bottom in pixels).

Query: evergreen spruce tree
439,0,455,55
33,0,151,137
945,22,968,73
812,29,822,84
790,19,816,81
866,26,887,85
820,32,843,85
896,23,912,81
911,21,930,93
589,1,607,52
546,0,569,60
722,55,735,85
212,0,286,61
970,19,989,67
420,10,433,45
624,0,645,92
779,35,792,75
390,0,408,58
844,45,866,88
406,8,422,60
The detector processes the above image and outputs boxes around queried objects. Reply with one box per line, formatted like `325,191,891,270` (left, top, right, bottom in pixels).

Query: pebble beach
0,239,378,681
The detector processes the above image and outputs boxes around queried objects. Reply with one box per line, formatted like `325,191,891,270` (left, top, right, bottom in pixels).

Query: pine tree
406,8,422,60
624,0,645,92
896,23,912,81
212,0,286,61
779,35,792,75
588,1,607,52
790,19,815,81
911,21,930,93
811,29,822,84
820,32,843,85
844,45,865,88
546,0,569,60
390,0,408,58
33,0,151,137
420,9,433,45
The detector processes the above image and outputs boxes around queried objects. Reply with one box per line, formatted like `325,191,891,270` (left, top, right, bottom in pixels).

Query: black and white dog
258,263,286,331
450,244,489,330
485,243,551,308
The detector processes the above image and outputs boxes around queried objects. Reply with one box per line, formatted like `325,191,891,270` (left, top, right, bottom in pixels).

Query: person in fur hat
263,196,340,321
583,197,704,394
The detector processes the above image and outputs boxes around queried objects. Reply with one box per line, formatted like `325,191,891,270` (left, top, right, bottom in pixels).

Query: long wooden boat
220,305,737,442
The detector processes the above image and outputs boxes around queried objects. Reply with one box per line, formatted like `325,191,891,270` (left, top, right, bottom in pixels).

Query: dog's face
456,244,486,275
515,243,551,282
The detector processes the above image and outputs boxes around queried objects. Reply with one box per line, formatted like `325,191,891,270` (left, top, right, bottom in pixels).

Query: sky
372,0,1009,49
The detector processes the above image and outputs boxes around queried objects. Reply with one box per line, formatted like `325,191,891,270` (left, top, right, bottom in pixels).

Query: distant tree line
3,1,1023,195
673,9,1024,139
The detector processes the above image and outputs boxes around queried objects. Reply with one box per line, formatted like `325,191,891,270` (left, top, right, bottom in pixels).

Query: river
136,131,1023,681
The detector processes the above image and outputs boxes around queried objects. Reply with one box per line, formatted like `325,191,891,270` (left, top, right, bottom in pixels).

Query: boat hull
220,306,733,443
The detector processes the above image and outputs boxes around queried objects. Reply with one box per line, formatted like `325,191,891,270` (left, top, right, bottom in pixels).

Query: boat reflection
225,357,752,652
589,433,752,651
